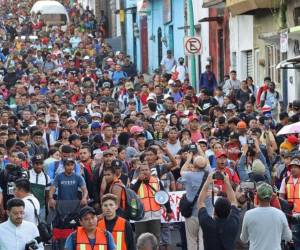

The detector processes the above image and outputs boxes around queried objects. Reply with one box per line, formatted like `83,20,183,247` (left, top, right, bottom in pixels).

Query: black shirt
199,206,240,250
103,217,136,250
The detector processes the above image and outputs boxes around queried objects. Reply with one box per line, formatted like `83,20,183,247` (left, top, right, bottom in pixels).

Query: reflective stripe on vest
137,176,161,212
97,217,127,250
286,176,300,213
76,227,108,250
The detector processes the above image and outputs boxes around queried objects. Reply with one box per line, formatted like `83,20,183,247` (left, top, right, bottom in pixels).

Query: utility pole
119,0,126,53
188,0,196,90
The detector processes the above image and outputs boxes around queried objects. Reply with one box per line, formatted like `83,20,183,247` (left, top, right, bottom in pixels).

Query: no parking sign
184,36,202,55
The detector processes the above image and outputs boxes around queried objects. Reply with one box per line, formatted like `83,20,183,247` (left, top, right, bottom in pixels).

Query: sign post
188,0,196,90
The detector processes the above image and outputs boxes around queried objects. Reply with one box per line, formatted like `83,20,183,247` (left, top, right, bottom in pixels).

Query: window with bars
246,50,253,77
265,45,281,84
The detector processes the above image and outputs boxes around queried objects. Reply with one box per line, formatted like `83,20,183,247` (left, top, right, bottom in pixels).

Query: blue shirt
48,160,81,183
65,230,116,250
112,71,127,86
53,172,86,200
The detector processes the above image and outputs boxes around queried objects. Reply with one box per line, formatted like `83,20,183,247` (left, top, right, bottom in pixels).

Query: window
254,49,260,84
231,52,237,70
246,50,253,77
294,7,300,26
265,45,281,84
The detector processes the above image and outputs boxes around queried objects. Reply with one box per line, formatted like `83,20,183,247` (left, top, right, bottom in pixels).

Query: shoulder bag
179,171,208,218
28,199,52,242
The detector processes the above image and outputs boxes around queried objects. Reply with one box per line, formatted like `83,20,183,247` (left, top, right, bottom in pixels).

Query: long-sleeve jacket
237,151,271,183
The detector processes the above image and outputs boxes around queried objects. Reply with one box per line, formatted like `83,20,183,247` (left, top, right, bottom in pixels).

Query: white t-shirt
161,57,176,74
171,64,187,82
167,140,181,156
240,207,292,250
22,194,40,225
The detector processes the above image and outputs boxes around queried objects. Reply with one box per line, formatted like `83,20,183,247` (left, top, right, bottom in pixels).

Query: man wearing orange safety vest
64,206,116,250
279,155,300,249
97,194,135,250
131,162,173,243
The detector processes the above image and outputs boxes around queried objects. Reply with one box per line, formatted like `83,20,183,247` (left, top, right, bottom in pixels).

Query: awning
202,0,225,8
289,25,300,40
227,0,280,16
276,55,300,69
258,30,281,44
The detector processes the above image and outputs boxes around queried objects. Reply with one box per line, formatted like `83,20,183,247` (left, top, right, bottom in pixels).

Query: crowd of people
0,0,300,250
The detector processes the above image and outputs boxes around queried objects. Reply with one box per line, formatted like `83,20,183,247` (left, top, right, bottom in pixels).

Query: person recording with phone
198,171,240,250
213,150,240,193
237,137,271,183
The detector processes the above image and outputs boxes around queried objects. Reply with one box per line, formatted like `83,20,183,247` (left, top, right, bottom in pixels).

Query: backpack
114,182,145,221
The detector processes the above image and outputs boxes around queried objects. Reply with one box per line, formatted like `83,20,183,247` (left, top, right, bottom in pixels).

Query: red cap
215,150,227,159
287,135,299,145
237,121,247,129
189,115,199,122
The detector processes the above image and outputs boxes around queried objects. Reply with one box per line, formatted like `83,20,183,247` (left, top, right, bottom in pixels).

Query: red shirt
214,167,240,192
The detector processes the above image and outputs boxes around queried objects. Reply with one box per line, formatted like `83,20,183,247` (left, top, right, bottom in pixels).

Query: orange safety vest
109,179,126,210
97,217,127,250
137,176,161,212
76,226,108,250
286,176,300,213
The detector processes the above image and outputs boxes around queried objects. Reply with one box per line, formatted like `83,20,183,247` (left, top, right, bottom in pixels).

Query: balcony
226,0,280,15
203,0,225,8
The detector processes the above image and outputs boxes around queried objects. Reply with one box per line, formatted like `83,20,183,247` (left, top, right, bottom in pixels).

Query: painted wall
147,0,185,72
229,15,253,80
209,8,231,82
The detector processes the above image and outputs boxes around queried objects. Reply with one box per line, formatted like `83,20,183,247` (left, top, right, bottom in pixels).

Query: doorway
157,27,163,68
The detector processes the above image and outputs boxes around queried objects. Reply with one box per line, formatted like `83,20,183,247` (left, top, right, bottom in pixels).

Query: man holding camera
198,171,240,250
0,198,44,250
237,139,271,183
214,150,240,192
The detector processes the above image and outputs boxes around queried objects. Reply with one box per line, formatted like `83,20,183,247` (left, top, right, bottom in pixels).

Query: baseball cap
130,125,144,134
67,117,76,122
215,150,227,159
198,139,208,145
103,149,113,156
257,182,273,200
289,158,300,167
225,103,236,111
102,82,111,88
69,134,81,142
61,145,74,154
79,206,96,219
91,122,101,129
65,158,75,164
237,121,247,129
76,100,85,106
189,115,199,122
32,154,44,164
111,159,122,169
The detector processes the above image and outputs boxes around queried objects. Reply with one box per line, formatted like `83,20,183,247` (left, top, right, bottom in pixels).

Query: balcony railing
226,0,279,15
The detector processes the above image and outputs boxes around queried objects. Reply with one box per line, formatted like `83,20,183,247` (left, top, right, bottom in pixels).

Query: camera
212,171,224,180
188,143,198,153
247,137,255,147
264,119,270,130
240,181,255,191
25,239,39,250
